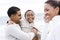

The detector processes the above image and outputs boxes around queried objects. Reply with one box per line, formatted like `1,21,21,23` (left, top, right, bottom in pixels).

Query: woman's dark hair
58,2,60,15
7,6,20,17
24,10,34,18
45,0,60,15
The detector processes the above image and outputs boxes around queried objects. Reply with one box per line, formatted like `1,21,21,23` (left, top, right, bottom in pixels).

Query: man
6,6,37,40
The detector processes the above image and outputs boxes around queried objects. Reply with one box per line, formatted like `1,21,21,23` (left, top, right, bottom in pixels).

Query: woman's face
44,3,59,22
25,11,34,23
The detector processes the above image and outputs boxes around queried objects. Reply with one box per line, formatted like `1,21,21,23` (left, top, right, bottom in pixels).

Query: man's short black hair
7,6,20,17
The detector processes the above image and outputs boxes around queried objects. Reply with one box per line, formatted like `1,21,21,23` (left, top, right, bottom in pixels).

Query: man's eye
46,9,49,11
18,14,21,16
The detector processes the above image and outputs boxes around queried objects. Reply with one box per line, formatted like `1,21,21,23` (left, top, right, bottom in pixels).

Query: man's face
44,4,58,22
11,11,21,23
25,11,34,23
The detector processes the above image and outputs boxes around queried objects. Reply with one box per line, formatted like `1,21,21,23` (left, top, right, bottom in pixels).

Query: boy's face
25,11,34,23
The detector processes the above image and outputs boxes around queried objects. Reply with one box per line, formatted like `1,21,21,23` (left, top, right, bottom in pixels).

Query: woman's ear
55,7,59,15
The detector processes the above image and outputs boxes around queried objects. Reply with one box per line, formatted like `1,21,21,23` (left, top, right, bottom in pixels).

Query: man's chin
16,20,20,23
44,19,50,23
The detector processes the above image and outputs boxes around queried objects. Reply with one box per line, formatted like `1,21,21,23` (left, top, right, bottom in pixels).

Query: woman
21,10,41,40
43,0,60,40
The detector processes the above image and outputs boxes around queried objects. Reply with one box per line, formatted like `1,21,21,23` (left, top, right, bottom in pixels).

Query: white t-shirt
46,16,60,40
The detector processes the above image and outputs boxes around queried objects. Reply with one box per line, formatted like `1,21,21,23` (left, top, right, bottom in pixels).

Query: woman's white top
46,16,60,40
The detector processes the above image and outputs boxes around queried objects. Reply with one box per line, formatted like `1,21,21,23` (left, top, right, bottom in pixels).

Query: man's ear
10,14,15,19
55,7,59,15
11,15,14,17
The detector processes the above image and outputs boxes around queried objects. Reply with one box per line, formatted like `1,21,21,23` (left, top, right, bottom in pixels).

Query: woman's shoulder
51,16,60,23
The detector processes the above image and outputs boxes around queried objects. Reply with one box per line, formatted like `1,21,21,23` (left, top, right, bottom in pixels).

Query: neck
11,19,20,24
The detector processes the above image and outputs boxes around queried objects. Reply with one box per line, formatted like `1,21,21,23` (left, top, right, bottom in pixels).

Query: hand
31,27,38,40
31,28,38,35
33,35,38,40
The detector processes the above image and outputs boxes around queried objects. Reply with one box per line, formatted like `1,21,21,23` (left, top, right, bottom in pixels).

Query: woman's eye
45,9,49,11
44,8,49,12
46,9,49,11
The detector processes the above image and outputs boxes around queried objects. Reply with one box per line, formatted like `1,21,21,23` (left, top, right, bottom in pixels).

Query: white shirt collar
7,20,16,25
52,15,60,21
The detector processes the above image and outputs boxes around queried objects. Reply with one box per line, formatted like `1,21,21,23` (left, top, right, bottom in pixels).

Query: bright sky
0,0,47,17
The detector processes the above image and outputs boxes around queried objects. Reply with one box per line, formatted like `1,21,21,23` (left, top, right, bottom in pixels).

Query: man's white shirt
5,21,35,40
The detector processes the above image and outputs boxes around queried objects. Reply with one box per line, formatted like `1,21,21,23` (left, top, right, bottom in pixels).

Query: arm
7,24,35,40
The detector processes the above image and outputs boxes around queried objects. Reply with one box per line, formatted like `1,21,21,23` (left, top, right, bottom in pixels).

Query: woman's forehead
44,4,53,8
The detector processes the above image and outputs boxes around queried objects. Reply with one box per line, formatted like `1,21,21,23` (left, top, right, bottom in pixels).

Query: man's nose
45,13,49,16
20,16,22,19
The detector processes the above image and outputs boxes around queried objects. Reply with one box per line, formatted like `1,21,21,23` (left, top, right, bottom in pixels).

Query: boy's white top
21,19,41,40
5,20,35,40
21,19,35,32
